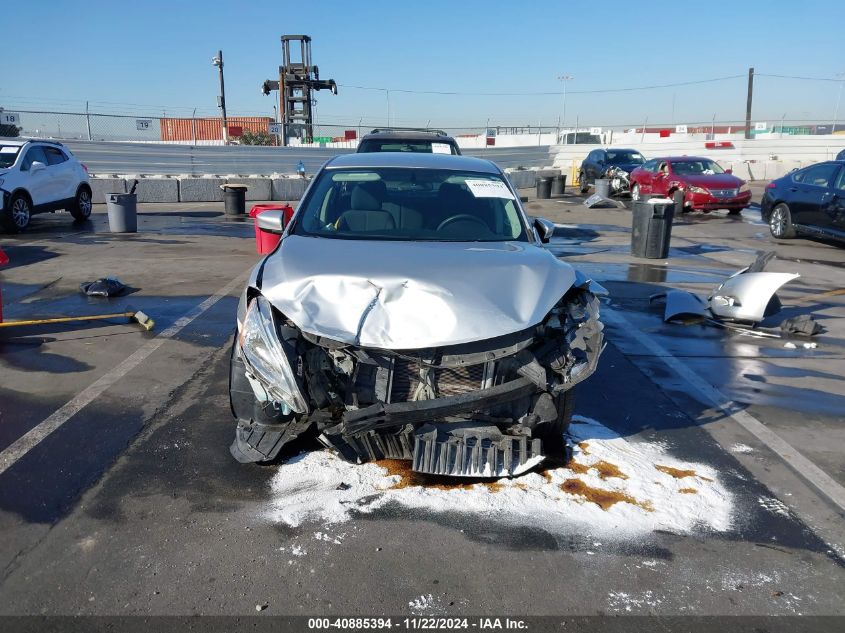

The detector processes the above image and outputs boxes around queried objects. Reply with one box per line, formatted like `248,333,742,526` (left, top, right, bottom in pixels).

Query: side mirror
519,195,529,203
256,209,286,234
534,217,555,243
30,161,46,173
725,168,733,174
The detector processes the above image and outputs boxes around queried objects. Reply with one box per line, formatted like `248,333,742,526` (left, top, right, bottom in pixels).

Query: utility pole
557,74,573,143
832,71,845,135
85,101,92,141
212,50,228,144
745,67,754,140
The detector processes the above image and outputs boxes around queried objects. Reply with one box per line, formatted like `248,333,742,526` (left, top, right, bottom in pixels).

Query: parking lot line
0,270,250,477
602,307,845,514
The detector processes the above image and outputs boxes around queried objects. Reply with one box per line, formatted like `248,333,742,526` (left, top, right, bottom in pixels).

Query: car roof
361,129,456,142
325,152,500,173
0,139,65,148
603,147,641,152
655,156,711,162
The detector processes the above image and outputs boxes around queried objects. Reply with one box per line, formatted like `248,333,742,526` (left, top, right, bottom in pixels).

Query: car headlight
739,183,750,193
688,186,709,194
239,295,308,413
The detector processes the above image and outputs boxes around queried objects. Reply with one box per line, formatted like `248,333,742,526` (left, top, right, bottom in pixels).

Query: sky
3,0,844,132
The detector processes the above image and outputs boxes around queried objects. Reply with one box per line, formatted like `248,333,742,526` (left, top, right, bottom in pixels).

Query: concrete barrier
90,177,126,202
505,167,561,190
225,178,271,201
271,177,308,201
179,177,225,202
130,177,180,203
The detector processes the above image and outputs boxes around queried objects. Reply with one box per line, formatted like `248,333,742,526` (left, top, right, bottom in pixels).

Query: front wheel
70,186,92,221
727,208,743,216
579,172,589,194
1,194,32,233
769,203,796,239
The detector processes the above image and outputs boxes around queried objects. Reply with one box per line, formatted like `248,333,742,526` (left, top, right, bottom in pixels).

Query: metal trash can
631,198,675,259
105,193,138,233
595,178,611,198
536,177,552,199
551,174,567,196
221,184,248,215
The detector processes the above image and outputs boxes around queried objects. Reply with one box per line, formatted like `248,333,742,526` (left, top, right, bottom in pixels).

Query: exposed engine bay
229,280,605,478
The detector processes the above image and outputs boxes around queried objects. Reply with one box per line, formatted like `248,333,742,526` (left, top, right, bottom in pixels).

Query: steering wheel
436,214,488,232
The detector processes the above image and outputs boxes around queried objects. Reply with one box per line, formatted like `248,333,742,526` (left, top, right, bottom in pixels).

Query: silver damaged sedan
230,152,605,478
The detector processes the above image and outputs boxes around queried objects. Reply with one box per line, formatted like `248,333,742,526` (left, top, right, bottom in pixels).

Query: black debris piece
780,314,823,336
79,277,128,297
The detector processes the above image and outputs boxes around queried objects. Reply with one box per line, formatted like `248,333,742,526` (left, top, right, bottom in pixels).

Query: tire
70,185,92,221
769,203,796,239
1,193,32,233
727,209,742,216
579,172,589,194
631,183,641,201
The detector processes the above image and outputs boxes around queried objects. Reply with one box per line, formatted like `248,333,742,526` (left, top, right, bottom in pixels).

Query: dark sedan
578,148,645,193
761,161,845,242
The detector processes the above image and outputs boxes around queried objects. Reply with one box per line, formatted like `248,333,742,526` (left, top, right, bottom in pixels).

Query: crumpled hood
680,174,743,189
260,235,576,349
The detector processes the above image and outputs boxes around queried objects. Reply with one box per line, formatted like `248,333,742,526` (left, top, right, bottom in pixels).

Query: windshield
606,150,645,165
0,145,21,169
671,159,725,175
293,167,528,242
357,139,459,155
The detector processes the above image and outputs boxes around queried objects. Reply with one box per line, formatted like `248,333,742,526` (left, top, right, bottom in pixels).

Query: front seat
336,182,396,232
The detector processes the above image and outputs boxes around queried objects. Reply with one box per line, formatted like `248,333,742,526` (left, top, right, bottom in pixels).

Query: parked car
0,139,91,232
761,160,845,242
578,148,646,193
836,148,845,162
357,128,461,155
228,152,605,478
630,156,751,214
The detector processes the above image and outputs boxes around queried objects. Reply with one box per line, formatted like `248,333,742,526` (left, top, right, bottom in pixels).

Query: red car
629,156,751,214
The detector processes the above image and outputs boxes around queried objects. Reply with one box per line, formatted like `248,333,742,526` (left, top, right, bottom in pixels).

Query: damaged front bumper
230,284,605,478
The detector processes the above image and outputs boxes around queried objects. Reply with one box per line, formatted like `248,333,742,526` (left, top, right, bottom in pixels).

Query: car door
824,165,845,233
788,163,840,228
19,145,51,206
651,161,670,196
43,146,75,201
590,150,606,181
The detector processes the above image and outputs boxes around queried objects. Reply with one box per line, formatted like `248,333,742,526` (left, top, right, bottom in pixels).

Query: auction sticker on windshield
431,142,452,154
465,179,514,199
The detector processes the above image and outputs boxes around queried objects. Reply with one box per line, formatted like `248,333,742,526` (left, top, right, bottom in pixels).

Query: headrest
351,180,386,210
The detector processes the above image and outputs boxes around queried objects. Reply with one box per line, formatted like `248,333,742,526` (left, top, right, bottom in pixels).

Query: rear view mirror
256,210,286,234
30,161,46,173
534,217,555,243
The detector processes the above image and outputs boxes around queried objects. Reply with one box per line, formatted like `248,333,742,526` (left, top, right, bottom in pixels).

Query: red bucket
249,204,294,254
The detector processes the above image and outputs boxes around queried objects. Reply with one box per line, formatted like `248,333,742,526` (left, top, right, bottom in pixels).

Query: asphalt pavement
0,189,843,628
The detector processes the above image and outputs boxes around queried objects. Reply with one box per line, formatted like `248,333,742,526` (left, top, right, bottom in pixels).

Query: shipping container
159,116,274,142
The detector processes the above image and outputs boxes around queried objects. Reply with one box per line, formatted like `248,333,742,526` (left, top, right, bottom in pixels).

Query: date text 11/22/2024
308,618,528,630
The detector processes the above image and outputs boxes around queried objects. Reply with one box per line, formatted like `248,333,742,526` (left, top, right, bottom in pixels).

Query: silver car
230,153,605,477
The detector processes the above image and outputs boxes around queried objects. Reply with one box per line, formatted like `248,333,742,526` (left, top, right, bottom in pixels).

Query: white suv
0,139,92,232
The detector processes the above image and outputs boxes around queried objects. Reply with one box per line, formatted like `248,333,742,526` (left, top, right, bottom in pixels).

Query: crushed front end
230,278,605,478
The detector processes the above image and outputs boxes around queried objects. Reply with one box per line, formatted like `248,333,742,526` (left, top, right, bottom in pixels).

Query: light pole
832,71,845,135
212,50,228,144
557,74,573,143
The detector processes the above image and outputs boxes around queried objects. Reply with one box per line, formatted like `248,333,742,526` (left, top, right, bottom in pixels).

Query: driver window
834,167,845,192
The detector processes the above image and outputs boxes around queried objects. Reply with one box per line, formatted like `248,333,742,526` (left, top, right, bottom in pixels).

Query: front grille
390,359,486,401
710,188,738,198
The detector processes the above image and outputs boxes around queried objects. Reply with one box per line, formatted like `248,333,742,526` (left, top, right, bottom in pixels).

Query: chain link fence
1,108,843,148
